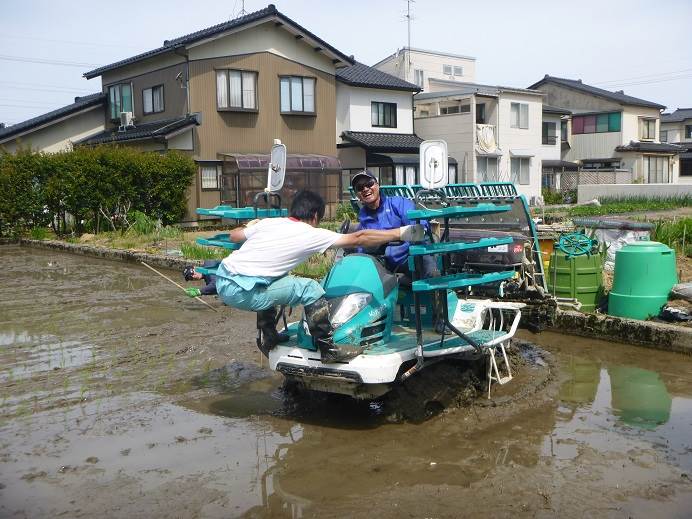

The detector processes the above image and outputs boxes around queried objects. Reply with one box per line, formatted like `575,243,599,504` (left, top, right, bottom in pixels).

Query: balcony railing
542,135,558,145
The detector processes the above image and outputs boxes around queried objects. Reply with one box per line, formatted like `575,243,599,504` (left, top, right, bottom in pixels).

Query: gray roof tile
615,141,685,153
336,62,420,91
84,5,353,79
661,108,692,123
340,131,423,152
0,93,106,142
529,75,665,110
78,114,200,145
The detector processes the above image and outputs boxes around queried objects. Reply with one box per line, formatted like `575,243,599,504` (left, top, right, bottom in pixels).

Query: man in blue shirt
352,171,437,278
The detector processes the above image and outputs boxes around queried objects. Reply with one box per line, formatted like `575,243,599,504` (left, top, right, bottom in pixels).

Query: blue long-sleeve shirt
200,260,220,295
357,195,427,271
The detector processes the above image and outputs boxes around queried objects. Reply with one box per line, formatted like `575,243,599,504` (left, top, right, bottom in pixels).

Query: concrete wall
538,112,562,164
336,84,413,138
373,49,476,92
577,183,692,202
414,111,474,182
533,83,621,112
496,92,543,201
0,107,105,153
622,105,661,143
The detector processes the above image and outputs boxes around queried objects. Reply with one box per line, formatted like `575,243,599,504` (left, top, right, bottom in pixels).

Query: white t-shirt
220,218,341,279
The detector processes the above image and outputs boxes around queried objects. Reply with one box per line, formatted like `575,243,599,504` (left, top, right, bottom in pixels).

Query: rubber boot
304,297,364,364
257,307,280,358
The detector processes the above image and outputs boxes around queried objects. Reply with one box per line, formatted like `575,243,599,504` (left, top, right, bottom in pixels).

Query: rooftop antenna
403,0,415,80
238,0,247,16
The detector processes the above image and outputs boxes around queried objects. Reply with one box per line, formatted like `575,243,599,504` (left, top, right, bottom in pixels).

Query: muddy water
2,245,692,518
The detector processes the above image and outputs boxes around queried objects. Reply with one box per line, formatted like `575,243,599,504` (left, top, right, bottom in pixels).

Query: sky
2,0,691,126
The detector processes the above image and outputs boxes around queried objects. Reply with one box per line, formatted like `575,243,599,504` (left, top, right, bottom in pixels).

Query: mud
2,245,692,517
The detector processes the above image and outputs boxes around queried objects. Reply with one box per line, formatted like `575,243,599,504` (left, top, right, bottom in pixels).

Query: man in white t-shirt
215,190,424,363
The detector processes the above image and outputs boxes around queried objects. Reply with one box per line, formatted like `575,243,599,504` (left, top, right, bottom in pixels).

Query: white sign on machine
266,139,287,192
419,140,448,190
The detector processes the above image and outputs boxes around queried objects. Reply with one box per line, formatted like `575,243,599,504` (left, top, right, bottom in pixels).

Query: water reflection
559,355,673,430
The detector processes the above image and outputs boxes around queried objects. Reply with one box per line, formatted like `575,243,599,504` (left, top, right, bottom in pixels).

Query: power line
594,67,692,86
598,74,692,89
0,84,93,95
0,33,141,49
0,54,101,68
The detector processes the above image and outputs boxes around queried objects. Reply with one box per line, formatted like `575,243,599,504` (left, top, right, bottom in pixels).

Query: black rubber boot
257,307,280,358
304,297,364,364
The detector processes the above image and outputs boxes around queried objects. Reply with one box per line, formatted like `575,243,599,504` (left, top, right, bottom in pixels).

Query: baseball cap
182,265,196,281
350,170,377,189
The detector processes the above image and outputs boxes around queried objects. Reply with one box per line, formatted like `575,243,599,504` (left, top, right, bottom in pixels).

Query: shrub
0,147,195,237
181,242,227,260
335,201,357,221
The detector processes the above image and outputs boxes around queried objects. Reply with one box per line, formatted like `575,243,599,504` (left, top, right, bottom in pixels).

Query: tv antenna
403,0,415,79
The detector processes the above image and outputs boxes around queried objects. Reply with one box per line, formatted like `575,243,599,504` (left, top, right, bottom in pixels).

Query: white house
0,93,106,153
660,108,692,184
335,61,456,193
373,47,476,93
413,83,544,202
529,76,685,184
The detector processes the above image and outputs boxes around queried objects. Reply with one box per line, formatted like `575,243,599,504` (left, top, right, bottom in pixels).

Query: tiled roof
340,131,423,152
415,81,541,100
542,104,571,115
78,114,200,145
615,141,685,153
84,5,353,79
661,108,692,123
336,62,420,91
528,75,665,110
0,93,106,142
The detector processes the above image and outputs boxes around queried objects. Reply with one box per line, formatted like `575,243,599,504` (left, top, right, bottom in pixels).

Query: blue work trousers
216,275,325,312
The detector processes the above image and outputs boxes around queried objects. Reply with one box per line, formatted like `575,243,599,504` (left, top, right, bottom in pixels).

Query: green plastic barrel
608,241,677,320
547,253,603,312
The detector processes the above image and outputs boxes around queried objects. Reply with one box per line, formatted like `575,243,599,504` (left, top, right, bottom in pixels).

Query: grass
651,217,692,257
180,242,227,260
292,250,336,279
567,195,691,217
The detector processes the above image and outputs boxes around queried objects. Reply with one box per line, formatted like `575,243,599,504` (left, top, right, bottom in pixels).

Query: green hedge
0,146,195,236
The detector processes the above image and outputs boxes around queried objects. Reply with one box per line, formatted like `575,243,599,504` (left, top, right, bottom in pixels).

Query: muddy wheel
382,361,483,422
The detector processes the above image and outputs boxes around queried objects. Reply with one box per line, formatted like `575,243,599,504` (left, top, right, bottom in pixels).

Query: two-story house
413,83,544,202
0,93,106,153
78,4,355,221
660,108,692,184
529,75,685,185
335,61,457,194
539,105,576,191
373,47,476,93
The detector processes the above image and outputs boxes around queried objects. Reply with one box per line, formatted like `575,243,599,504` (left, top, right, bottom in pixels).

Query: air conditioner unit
119,111,134,131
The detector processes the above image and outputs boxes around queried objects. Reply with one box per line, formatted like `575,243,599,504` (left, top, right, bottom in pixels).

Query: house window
108,83,132,120
453,66,463,76
643,155,669,183
685,125,692,138
510,103,529,129
572,112,621,134
280,76,315,114
200,165,220,190
640,118,656,140
561,120,568,141
510,157,531,185
217,70,257,110
476,103,486,124
542,122,557,145
476,156,498,182
660,130,668,143
371,102,397,128
414,69,424,87
142,85,164,114
443,64,452,75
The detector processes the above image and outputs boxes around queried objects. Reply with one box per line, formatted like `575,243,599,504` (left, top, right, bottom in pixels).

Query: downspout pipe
173,46,191,115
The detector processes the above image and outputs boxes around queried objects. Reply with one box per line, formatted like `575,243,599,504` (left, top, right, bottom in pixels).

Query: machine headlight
330,293,372,328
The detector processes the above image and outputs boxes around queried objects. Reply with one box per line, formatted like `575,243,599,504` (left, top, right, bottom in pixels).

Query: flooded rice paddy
1,245,692,518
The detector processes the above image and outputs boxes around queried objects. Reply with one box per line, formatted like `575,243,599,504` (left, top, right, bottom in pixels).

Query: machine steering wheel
557,232,597,258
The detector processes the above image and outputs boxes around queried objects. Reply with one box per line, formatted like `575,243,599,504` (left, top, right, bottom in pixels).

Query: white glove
399,224,425,242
